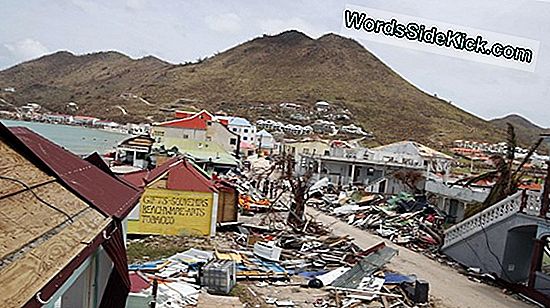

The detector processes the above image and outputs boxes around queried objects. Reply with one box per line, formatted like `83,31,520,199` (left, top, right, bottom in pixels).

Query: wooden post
150,279,158,308
540,161,550,218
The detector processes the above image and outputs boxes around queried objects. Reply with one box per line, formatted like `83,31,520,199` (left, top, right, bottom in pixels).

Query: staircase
442,190,542,250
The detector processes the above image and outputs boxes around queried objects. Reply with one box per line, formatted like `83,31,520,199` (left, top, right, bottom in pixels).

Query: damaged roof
373,141,454,160
123,156,218,193
0,125,112,307
8,126,142,219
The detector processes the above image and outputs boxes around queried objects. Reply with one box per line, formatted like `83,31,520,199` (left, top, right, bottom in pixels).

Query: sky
1,0,549,127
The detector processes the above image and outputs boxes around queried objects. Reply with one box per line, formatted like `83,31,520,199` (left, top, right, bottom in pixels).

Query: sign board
128,188,214,236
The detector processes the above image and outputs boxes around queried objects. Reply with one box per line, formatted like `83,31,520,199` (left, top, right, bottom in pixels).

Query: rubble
307,180,446,254
126,170,434,307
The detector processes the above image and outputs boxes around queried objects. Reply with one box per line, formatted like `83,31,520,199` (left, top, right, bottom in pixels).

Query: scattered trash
126,157,432,307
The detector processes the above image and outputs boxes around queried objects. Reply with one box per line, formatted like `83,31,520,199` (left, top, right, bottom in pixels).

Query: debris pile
126,169,432,307
127,209,431,307
308,184,446,254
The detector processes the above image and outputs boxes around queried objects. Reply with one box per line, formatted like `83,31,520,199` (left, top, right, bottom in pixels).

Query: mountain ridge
0,30,519,147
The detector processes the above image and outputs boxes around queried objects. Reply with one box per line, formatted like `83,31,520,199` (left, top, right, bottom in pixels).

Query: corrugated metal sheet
123,156,218,193
331,246,397,289
8,126,141,219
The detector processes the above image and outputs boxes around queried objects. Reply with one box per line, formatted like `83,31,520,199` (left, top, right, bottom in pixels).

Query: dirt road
308,208,534,308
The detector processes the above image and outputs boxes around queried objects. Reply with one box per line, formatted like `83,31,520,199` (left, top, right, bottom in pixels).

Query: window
207,121,212,126
233,128,238,132
243,136,248,141
182,134,189,139
153,130,164,136
230,138,237,145
251,137,254,141
303,148,310,154
244,128,249,133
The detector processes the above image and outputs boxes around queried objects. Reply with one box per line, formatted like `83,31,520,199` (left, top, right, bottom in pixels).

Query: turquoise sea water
1,119,130,155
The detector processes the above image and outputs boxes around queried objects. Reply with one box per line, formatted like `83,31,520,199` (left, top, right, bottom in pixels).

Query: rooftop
156,137,239,166
0,125,112,306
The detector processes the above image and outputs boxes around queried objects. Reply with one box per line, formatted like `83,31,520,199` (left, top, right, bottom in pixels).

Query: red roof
123,156,218,193
129,272,151,293
8,126,142,219
518,182,543,191
175,110,196,119
161,109,232,129
160,110,219,130
159,116,207,129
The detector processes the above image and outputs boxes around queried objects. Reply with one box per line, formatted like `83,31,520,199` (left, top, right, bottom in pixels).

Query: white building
371,141,455,174
218,116,257,144
256,129,275,152
315,101,330,111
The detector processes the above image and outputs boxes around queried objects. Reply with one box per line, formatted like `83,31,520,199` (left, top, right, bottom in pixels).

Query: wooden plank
0,252,44,307
32,183,90,216
0,183,89,260
0,139,54,197
0,210,111,307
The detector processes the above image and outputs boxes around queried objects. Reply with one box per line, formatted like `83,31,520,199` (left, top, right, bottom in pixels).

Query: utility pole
540,133,550,217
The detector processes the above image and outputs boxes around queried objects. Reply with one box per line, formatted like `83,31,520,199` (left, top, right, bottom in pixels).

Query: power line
0,175,74,223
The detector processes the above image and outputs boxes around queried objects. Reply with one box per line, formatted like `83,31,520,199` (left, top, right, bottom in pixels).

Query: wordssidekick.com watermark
340,5,540,72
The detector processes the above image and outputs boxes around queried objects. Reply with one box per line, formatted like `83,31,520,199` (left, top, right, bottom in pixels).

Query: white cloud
126,0,147,11
4,39,49,62
258,17,323,38
204,13,242,34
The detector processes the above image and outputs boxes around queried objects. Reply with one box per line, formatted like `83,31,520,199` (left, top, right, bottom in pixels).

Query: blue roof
218,116,252,127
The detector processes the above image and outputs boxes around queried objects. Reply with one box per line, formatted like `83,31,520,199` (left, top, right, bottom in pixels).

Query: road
307,208,534,308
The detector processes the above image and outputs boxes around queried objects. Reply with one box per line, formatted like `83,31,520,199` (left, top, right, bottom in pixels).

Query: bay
1,119,130,155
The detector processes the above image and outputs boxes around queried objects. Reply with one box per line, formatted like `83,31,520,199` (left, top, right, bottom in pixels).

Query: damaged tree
455,124,543,217
393,169,424,194
275,153,313,228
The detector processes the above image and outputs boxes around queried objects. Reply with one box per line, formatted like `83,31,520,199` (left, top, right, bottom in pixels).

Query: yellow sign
128,188,214,236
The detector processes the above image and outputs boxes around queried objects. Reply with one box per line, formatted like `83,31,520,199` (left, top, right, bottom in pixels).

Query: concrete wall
443,213,541,282
284,141,330,163
152,126,206,143
207,122,238,155
425,181,489,203
307,159,421,194
228,123,256,143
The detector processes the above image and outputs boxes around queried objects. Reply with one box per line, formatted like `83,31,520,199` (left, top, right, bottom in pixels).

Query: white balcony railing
443,191,541,249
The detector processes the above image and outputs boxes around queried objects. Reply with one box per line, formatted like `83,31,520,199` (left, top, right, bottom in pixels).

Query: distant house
217,116,257,144
371,141,455,174
152,110,240,156
124,157,221,237
279,102,302,110
256,129,275,154
42,113,72,124
311,119,337,135
2,124,141,308
340,124,371,137
72,115,99,126
281,139,331,163
239,140,256,157
114,135,155,169
155,137,240,174
315,101,330,112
